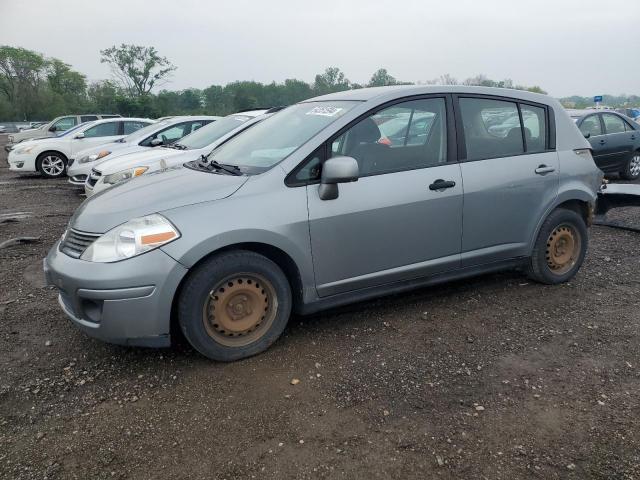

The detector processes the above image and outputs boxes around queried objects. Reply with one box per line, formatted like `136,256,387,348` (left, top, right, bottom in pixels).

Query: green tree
100,44,176,96
0,45,49,119
368,68,397,87
313,67,350,95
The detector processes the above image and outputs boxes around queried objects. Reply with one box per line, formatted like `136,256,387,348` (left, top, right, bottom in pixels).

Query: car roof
160,115,221,121
566,109,628,118
85,117,153,125
303,85,554,105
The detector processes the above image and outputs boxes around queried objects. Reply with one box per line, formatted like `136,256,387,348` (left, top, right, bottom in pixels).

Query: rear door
456,95,559,266
601,113,634,171
305,96,463,297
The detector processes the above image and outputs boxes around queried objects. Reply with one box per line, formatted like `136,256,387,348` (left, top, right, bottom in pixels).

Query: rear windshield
208,101,357,173
178,115,252,149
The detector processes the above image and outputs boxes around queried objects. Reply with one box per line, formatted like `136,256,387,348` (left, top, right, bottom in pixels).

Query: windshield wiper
209,160,242,176
167,143,187,150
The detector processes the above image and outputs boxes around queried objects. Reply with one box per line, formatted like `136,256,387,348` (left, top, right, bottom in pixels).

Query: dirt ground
1,134,639,480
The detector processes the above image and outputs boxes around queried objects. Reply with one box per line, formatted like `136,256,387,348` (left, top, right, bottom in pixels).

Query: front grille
60,229,100,259
87,169,101,188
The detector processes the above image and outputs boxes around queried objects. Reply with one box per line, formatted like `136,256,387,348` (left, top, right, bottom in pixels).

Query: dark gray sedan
569,109,640,180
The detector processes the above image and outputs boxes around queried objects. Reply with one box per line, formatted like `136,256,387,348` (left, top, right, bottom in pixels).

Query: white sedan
85,110,273,196
7,118,152,178
67,116,219,186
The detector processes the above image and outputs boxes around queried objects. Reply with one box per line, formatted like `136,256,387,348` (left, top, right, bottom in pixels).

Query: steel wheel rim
630,154,640,177
41,156,64,176
202,273,278,347
546,224,581,275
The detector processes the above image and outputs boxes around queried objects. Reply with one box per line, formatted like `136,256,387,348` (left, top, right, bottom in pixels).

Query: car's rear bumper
44,242,188,347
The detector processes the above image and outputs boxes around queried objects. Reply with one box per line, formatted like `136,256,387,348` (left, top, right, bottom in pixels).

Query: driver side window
52,117,77,132
331,98,447,177
141,123,188,146
579,115,602,137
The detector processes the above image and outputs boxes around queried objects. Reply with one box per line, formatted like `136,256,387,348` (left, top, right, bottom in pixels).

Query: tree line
0,44,636,122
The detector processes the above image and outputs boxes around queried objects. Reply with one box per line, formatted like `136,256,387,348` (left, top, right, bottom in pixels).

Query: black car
568,109,640,180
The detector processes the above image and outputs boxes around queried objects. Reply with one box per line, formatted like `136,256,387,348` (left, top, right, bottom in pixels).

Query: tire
620,151,640,180
36,151,67,178
527,208,588,285
178,250,292,361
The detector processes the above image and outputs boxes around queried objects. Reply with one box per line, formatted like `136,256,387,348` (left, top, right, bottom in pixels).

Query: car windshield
121,119,168,142
178,115,253,149
57,122,93,137
208,102,357,172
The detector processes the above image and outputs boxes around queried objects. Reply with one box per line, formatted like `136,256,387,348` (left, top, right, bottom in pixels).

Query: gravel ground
1,134,639,479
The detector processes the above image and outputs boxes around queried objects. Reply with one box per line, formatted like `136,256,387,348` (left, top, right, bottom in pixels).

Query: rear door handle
535,165,556,175
429,179,456,191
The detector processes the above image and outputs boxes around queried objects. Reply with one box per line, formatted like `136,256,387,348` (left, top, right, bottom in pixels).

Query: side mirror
74,132,85,139
49,125,58,132
318,156,359,201
583,132,591,139
150,138,163,147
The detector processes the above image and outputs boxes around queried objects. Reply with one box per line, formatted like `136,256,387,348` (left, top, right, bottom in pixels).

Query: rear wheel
178,250,292,361
620,152,640,180
527,208,588,284
36,152,67,178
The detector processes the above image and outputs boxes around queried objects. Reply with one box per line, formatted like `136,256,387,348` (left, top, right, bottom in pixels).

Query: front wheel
620,152,640,180
36,152,67,178
178,250,292,361
527,208,588,284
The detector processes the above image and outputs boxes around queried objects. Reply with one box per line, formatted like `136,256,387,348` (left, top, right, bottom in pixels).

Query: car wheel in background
620,151,640,180
36,152,67,178
527,208,588,284
178,250,292,361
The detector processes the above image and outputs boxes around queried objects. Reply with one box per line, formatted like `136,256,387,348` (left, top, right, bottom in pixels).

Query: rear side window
580,115,602,137
459,98,524,160
81,115,98,123
83,122,119,138
521,104,547,153
123,121,149,135
602,114,626,134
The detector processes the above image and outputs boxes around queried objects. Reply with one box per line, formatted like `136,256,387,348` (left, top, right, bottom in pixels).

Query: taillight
574,148,593,161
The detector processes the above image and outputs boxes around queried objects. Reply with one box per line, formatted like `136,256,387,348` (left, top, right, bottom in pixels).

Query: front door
306,97,463,297
456,96,559,266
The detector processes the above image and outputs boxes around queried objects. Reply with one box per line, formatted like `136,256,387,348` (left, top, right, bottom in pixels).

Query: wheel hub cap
546,225,580,275
630,154,640,177
202,274,277,347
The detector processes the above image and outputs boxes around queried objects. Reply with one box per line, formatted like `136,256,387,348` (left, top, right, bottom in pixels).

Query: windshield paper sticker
306,106,343,117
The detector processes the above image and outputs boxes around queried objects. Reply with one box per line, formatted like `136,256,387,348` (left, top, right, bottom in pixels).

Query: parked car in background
7,118,152,178
67,116,219,185
84,110,273,196
0,125,6,133
6,114,122,151
568,109,640,179
45,86,601,362
615,108,640,122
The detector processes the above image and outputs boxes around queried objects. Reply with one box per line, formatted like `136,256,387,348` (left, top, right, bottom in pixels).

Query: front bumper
7,150,35,172
68,174,88,186
44,242,188,347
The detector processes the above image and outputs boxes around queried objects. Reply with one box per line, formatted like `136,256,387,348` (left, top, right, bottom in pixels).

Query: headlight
102,166,148,185
79,150,110,164
80,214,180,263
15,145,36,154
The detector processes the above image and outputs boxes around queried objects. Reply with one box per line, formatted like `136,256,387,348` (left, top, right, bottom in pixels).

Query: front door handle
535,165,556,175
429,179,456,191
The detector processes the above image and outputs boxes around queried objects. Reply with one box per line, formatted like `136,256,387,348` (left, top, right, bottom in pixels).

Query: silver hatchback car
45,86,602,361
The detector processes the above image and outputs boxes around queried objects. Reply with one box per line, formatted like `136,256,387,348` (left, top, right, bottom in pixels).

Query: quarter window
459,98,524,160
83,122,119,138
331,98,447,176
602,114,626,134
81,115,99,123
579,115,602,137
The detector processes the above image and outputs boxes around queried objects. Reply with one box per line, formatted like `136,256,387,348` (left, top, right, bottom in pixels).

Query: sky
1,0,638,98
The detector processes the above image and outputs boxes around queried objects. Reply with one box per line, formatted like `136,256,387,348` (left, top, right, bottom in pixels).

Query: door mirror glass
318,156,359,200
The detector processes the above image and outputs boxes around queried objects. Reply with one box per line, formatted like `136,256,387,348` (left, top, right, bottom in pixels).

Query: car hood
95,147,187,174
11,128,52,142
74,140,134,159
71,166,249,233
